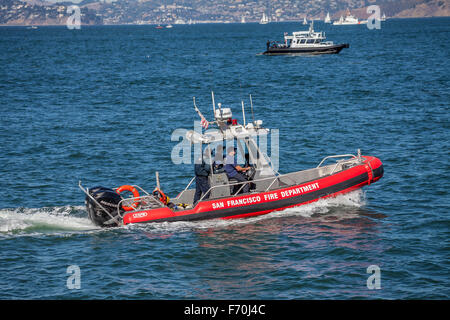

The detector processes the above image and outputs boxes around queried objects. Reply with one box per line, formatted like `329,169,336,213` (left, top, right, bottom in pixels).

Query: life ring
116,185,140,211
153,188,169,205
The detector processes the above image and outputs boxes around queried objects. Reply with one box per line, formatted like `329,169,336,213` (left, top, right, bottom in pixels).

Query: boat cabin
278,23,333,48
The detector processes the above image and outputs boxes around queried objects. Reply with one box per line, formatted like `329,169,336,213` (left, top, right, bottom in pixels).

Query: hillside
1,0,449,26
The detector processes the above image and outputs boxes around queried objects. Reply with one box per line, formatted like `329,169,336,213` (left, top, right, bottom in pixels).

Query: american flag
200,116,209,129
193,97,209,129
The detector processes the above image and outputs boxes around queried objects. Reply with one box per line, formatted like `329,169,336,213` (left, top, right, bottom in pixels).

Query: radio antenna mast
249,94,255,125
211,91,216,116
241,100,246,126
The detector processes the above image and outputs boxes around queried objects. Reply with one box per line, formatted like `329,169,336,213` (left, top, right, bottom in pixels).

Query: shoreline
1,16,449,27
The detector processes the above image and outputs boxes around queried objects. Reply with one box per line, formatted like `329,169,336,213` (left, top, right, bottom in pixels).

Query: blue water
0,18,449,299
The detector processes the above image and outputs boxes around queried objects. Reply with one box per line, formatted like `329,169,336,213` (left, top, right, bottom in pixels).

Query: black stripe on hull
141,171,370,223
373,165,384,180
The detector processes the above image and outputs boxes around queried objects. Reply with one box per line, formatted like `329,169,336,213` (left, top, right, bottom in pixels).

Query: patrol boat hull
263,43,349,55
121,155,383,225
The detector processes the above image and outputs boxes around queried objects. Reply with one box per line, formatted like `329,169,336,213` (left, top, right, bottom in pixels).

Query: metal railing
173,177,195,201
316,154,357,168
317,154,360,176
117,194,164,217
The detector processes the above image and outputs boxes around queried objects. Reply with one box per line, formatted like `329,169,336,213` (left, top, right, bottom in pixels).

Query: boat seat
209,173,231,198
173,189,195,207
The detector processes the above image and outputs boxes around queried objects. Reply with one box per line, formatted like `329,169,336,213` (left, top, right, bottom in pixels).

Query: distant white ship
166,24,173,28
333,9,366,25
260,13,269,24
324,12,331,23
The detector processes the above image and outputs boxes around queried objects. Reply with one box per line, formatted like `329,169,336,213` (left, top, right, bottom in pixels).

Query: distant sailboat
241,16,246,23
303,16,308,25
260,13,269,24
324,12,331,23
381,13,386,21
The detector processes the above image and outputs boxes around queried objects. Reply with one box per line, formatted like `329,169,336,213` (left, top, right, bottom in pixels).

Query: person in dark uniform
244,152,256,191
244,152,253,168
193,149,212,205
224,147,251,194
266,40,270,51
213,144,225,173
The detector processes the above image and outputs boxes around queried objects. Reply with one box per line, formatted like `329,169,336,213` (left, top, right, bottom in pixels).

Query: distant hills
1,0,449,26
392,0,450,17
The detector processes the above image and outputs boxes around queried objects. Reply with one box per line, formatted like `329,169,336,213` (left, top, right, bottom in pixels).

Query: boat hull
263,43,349,55
123,156,383,225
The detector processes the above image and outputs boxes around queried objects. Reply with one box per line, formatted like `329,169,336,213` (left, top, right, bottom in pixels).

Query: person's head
227,146,237,156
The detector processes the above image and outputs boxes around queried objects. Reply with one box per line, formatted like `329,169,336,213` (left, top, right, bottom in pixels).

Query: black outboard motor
85,186,124,227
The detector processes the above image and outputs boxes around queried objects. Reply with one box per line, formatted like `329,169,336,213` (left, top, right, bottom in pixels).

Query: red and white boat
80,94,383,227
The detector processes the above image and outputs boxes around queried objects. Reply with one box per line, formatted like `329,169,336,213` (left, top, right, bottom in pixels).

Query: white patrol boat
263,22,349,55
333,9,367,25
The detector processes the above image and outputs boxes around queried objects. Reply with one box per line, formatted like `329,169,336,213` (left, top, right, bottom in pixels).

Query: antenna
249,94,255,125
211,91,216,116
218,102,223,118
241,100,246,126
216,101,225,134
155,171,161,190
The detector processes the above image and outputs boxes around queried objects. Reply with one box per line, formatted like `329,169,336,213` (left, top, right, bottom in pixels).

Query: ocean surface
0,18,449,300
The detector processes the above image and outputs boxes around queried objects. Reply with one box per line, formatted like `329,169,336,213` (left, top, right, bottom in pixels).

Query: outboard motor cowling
86,186,124,227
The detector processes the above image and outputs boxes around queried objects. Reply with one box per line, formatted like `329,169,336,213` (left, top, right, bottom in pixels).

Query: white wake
0,205,97,235
0,190,366,236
